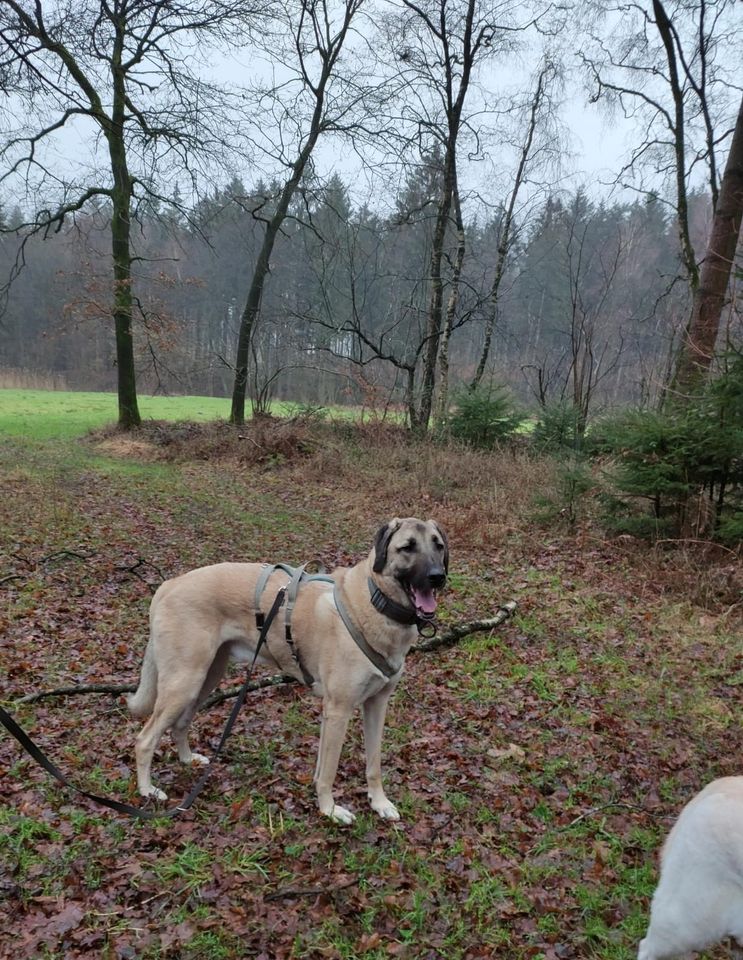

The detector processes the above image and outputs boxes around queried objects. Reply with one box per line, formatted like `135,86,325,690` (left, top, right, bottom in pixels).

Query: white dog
639,776,743,959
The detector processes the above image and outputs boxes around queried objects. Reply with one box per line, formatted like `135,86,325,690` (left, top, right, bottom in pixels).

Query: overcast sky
2,0,740,220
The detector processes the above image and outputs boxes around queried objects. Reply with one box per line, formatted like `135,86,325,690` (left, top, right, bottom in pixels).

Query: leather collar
367,577,418,625
367,578,437,638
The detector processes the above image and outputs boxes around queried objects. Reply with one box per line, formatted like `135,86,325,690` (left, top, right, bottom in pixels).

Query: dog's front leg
314,699,354,824
362,684,400,820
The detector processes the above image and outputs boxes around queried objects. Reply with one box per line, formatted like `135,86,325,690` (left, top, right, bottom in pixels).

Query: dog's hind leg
314,698,354,824
171,645,231,768
135,672,206,800
362,685,400,820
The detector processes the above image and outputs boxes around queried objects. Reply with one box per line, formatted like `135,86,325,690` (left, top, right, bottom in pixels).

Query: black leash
0,587,288,820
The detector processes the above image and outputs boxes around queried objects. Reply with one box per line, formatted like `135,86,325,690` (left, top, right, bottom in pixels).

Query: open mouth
406,584,438,618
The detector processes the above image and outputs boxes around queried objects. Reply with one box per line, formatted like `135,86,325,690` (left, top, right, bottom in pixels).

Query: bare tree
390,0,503,431
289,209,451,426
564,209,625,433
522,194,626,431
433,181,464,425
470,57,558,390
228,0,369,426
382,0,558,432
0,0,252,428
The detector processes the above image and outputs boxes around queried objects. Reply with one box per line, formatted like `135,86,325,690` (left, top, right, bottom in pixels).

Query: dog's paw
371,798,400,820
189,753,210,767
141,785,168,802
324,804,355,825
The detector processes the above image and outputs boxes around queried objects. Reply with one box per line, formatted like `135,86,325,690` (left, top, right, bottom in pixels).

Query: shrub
596,357,743,541
446,385,524,449
533,455,595,528
533,402,585,452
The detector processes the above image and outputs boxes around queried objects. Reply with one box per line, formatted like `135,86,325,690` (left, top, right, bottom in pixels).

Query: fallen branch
42,550,96,564
13,675,296,707
413,601,517,653
557,800,657,831
15,683,136,705
114,557,165,595
201,674,298,708
12,602,518,707
1,549,90,587
264,878,357,901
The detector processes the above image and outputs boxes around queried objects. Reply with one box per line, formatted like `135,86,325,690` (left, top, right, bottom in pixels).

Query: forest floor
1,412,742,960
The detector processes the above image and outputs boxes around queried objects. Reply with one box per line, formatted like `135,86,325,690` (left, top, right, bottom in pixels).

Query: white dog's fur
639,776,743,959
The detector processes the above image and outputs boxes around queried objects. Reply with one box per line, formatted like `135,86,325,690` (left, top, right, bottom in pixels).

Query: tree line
0,174,717,414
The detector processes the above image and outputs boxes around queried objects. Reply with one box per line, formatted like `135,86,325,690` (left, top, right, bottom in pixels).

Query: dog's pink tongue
412,588,437,615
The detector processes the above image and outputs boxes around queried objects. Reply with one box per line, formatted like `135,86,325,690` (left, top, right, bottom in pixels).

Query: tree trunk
408,0,476,435
230,222,281,425
669,93,743,396
653,0,700,292
434,186,465,427
108,40,140,430
229,143,320,425
405,366,419,431
111,204,140,430
417,148,455,434
229,0,358,426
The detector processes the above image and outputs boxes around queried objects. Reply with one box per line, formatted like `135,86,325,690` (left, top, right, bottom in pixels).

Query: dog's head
372,517,448,617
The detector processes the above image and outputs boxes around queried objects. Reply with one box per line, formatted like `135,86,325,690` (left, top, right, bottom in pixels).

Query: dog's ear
431,520,449,573
373,518,400,573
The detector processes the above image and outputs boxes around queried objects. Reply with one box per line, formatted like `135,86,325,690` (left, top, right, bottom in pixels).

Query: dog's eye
433,540,444,551
399,540,417,553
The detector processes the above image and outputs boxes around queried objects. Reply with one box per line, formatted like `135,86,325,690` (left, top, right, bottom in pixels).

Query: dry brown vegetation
0,368,70,391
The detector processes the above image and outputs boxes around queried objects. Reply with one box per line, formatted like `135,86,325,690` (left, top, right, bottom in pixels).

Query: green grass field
0,388,377,440
0,388,242,439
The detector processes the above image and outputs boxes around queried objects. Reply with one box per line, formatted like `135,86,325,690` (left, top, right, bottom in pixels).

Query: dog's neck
363,548,414,610
367,577,418,626
340,559,417,660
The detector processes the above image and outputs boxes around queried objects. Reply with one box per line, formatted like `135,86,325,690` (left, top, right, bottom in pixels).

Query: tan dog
639,776,743,959
128,518,448,823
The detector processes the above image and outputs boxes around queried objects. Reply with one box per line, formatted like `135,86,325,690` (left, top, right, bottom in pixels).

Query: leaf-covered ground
1,421,742,960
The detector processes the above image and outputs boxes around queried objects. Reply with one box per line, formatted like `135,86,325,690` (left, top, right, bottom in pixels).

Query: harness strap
284,563,307,631
333,581,398,680
0,586,289,820
284,564,322,687
253,563,337,688
254,562,295,615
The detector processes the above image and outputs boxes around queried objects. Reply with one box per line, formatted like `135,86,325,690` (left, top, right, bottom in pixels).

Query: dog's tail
127,637,158,718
